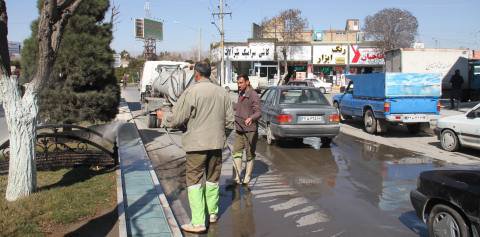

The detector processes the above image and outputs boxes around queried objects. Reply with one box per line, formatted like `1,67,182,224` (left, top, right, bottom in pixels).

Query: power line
211,0,232,86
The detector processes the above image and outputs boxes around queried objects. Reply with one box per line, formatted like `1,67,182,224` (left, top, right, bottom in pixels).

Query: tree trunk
1,76,38,201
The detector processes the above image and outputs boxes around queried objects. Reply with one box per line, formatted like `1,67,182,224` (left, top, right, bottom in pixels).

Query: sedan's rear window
279,89,329,105
289,82,308,86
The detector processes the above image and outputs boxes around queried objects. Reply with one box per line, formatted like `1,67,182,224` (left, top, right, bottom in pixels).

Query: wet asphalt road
122,87,451,237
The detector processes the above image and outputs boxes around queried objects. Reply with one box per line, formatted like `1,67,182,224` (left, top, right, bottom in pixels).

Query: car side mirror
232,77,237,83
340,86,346,93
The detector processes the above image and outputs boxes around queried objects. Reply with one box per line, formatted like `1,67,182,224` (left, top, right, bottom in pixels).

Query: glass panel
279,89,329,105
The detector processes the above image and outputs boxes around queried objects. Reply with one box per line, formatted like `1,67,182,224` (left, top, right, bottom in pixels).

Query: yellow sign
335,57,345,64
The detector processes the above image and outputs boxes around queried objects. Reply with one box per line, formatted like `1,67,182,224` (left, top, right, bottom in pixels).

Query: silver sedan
259,86,340,146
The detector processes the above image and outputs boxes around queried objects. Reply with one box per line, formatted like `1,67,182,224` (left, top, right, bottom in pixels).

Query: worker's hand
245,117,253,126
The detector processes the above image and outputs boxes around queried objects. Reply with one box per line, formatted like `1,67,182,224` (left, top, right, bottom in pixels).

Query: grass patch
0,167,116,236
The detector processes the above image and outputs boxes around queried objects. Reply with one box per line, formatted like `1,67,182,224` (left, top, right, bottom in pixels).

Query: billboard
135,18,163,41
349,45,384,65
8,41,21,55
313,45,348,65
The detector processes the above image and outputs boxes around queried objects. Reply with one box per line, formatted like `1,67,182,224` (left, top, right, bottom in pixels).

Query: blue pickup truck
333,73,441,134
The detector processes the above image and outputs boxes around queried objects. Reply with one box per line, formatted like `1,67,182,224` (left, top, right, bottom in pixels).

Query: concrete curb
116,168,128,237
116,99,182,237
138,130,183,237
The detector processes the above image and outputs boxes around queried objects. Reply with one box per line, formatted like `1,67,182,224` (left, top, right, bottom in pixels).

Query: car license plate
300,116,324,122
403,115,428,122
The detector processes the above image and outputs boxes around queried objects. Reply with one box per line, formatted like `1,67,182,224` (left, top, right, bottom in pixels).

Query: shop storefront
276,45,312,81
312,44,348,85
212,41,276,86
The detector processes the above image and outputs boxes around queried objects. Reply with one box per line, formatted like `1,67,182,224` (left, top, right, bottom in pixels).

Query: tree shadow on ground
399,211,428,237
65,206,118,237
138,129,166,145
38,166,116,191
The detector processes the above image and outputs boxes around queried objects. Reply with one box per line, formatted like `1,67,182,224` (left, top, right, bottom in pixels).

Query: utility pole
198,28,202,61
212,0,231,86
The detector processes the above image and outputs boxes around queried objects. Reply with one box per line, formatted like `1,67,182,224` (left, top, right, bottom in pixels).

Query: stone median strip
116,100,182,237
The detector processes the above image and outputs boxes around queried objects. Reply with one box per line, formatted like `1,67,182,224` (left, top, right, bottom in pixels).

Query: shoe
243,160,255,184
181,223,206,233
209,214,218,223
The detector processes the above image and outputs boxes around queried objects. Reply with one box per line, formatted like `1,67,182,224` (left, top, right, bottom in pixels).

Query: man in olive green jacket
160,62,234,233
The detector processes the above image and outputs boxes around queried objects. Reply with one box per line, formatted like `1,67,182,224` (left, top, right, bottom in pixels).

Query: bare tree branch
260,9,308,85
363,8,418,51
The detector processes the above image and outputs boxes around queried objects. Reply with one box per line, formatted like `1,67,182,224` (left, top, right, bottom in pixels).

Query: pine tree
21,0,120,124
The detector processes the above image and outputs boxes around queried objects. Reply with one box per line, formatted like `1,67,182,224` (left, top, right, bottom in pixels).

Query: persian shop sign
313,45,348,65
222,42,275,61
349,45,385,65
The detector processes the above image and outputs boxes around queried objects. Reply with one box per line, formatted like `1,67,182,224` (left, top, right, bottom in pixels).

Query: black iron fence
0,124,118,174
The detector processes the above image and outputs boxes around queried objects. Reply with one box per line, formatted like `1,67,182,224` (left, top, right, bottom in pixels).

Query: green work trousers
185,149,222,225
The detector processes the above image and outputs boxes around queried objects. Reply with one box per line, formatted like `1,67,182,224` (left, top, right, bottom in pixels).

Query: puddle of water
248,133,451,236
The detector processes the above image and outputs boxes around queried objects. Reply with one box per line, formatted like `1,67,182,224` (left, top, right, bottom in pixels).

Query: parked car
304,78,332,94
435,103,480,152
259,86,340,146
410,169,480,237
286,80,314,87
333,73,441,134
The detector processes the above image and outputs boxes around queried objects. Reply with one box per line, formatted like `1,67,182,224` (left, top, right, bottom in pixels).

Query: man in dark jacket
450,69,464,110
232,74,261,185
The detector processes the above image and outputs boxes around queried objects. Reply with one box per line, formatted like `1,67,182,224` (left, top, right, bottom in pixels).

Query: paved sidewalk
338,102,480,165
116,99,182,237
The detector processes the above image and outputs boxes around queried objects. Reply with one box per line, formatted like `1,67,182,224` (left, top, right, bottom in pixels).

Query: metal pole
220,0,225,86
198,28,202,61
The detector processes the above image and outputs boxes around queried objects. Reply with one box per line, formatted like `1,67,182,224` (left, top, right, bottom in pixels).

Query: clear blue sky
6,0,479,56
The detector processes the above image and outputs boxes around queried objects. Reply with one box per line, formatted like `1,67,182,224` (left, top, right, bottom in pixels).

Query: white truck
139,61,195,128
385,48,470,98
139,61,192,102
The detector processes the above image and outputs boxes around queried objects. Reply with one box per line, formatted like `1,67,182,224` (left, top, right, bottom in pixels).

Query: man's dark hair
237,74,249,81
194,61,211,78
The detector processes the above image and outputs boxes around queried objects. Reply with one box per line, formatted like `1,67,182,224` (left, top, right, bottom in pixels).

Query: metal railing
0,124,118,173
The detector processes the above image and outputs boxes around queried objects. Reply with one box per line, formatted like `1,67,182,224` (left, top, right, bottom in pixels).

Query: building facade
211,19,385,87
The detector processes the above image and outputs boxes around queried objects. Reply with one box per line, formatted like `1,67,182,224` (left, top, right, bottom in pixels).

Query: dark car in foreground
410,170,480,237
259,86,340,146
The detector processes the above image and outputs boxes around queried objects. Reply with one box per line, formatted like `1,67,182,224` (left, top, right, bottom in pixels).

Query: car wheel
428,204,469,237
441,130,460,152
407,123,421,134
364,109,377,134
266,124,274,145
225,86,231,92
320,137,332,146
319,87,326,94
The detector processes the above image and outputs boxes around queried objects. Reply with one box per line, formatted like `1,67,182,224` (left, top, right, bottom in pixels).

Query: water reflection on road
219,134,444,237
